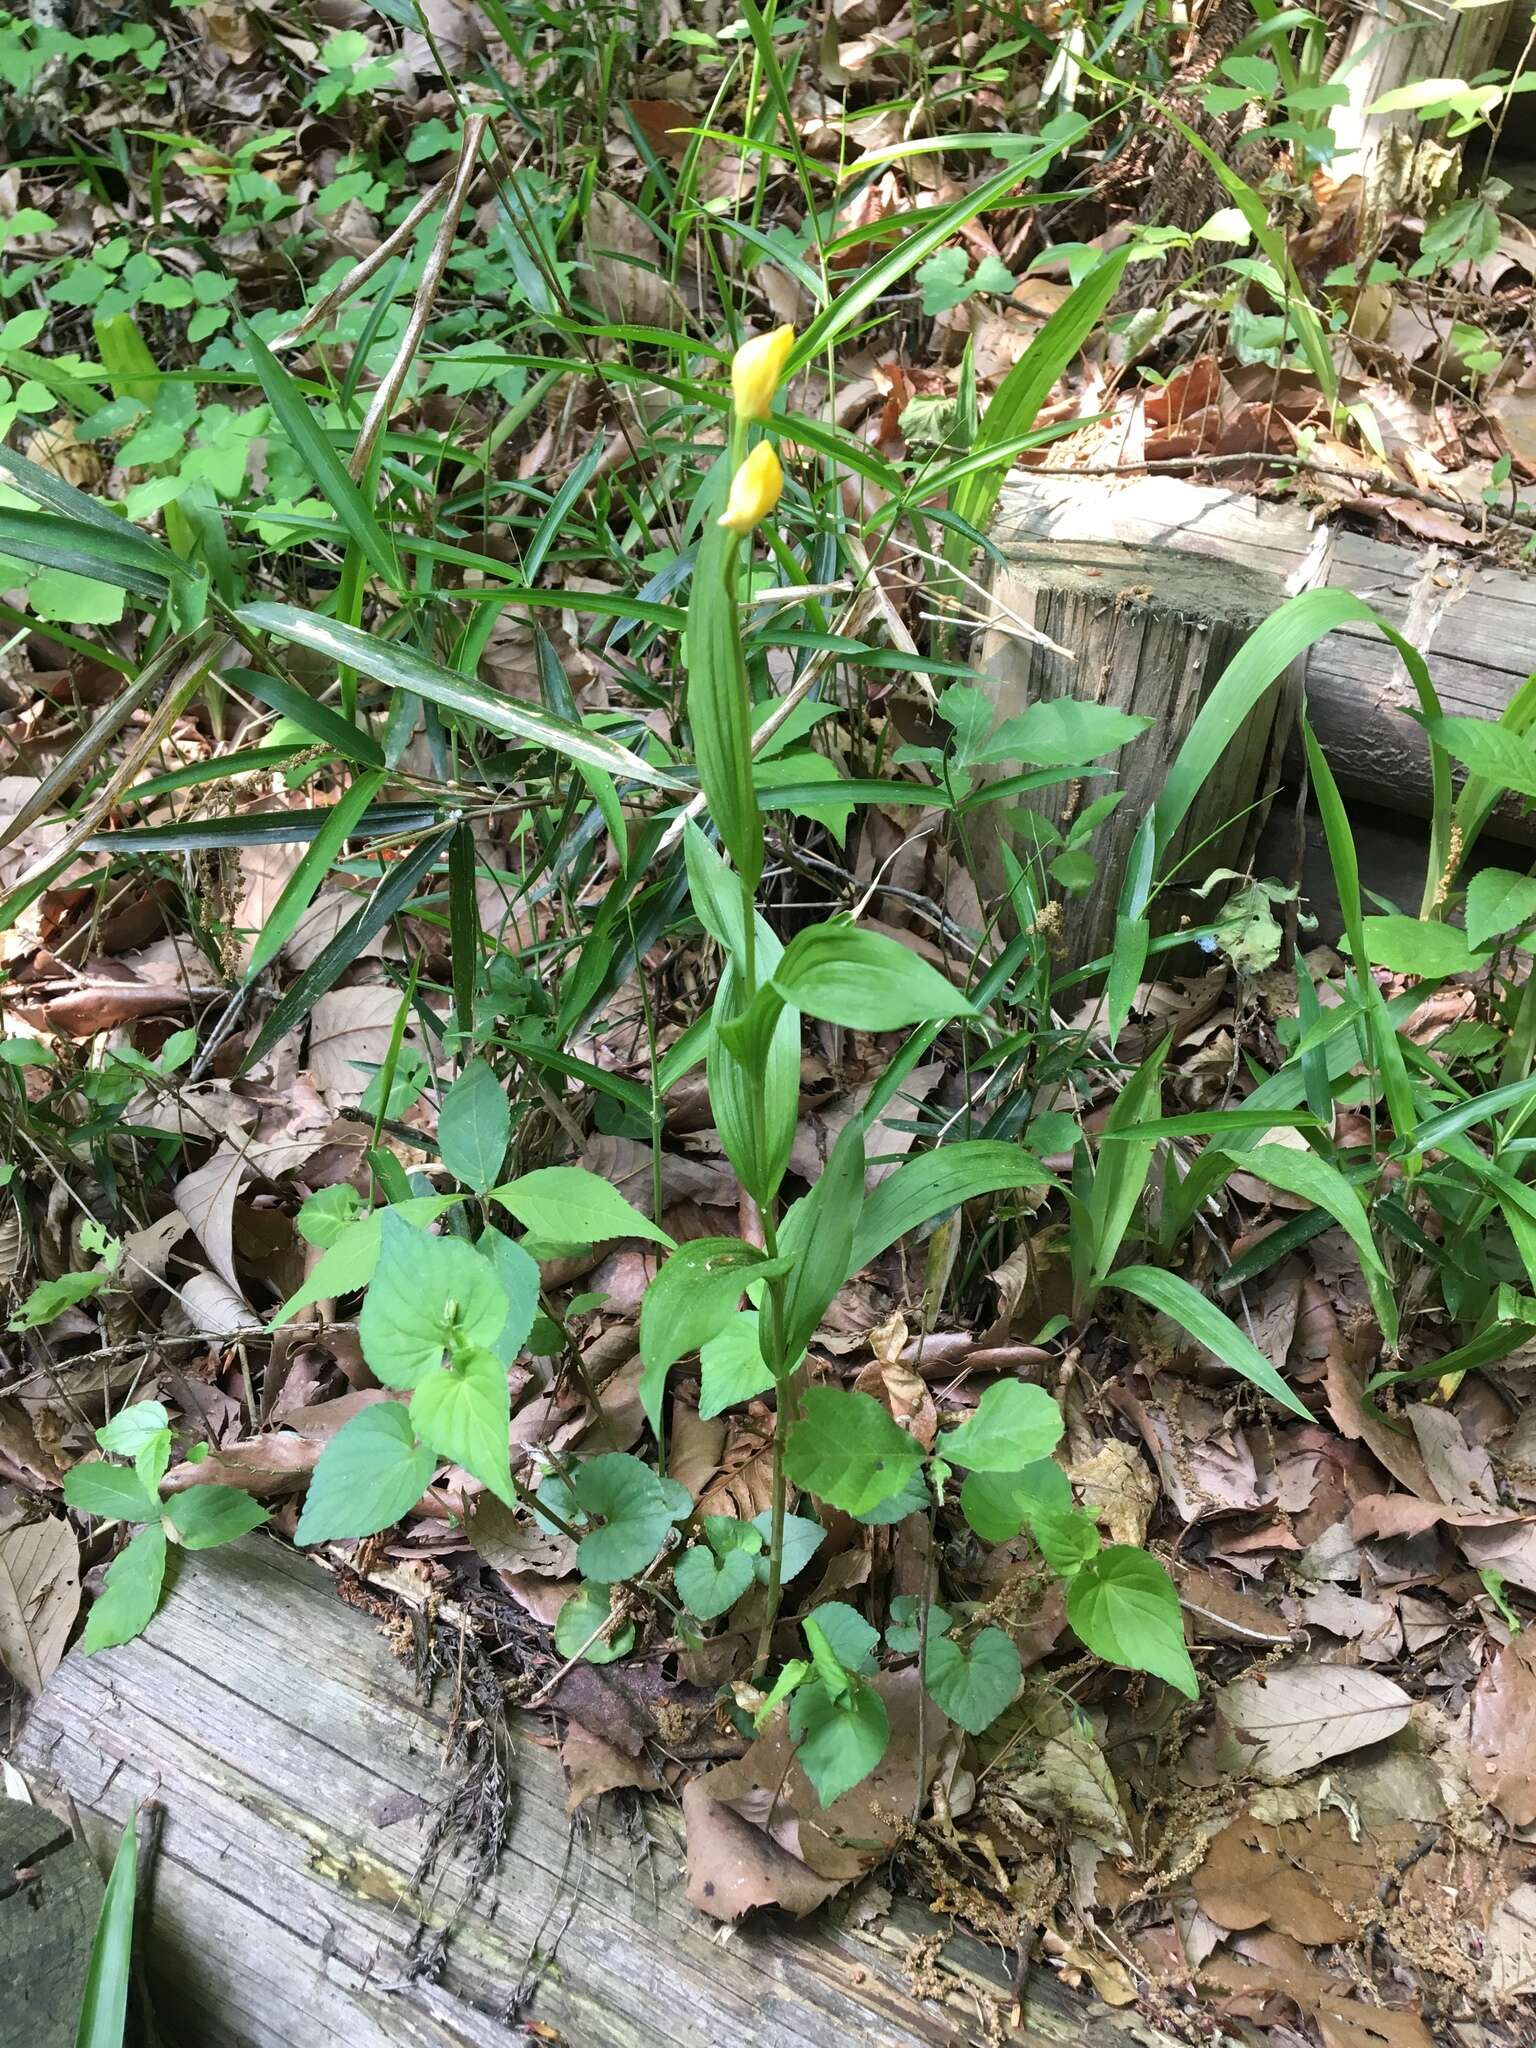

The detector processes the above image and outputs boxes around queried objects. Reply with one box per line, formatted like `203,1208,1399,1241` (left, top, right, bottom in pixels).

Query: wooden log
1329,0,1515,219
978,542,1291,967
10,1539,1181,2048
993,473,1536,844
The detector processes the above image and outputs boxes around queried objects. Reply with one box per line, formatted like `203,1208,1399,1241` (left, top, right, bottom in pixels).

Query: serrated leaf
408,1346,513,1505
938,1380,1063,1471
675,1538,758,1619
788,1674,890,1806
959,1458,1071,1543
1066,1546,1197,1698
492,1165,674,1248
83,1525,167,1652
437,1058,510,1192
96,1401,170,1457
63,1462,158,1524
358,1213,510,1386
1466,867,1536,950
164,1485,270,1551
783,1386,924,1516
924,1627,1021,1734
751,1508,823,1584
295,1404,437,1545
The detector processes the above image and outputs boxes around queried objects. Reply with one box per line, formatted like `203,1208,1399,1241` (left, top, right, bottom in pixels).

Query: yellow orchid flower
718,441,783,536
730,323,794,423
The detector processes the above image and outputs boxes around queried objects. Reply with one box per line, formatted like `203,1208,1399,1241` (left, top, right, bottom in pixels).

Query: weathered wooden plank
10,1541,1183,2048
995,475,1536,839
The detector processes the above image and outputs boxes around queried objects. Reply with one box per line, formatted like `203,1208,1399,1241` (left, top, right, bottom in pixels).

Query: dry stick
350,114,491,483
267,164,460,354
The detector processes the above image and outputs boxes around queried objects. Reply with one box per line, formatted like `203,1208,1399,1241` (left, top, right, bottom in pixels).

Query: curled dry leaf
1216,1662,1412,1781
1468,1631,1536,1826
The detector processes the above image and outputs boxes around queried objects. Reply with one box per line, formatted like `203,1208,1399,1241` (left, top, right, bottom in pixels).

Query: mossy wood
13,1539,1182,2048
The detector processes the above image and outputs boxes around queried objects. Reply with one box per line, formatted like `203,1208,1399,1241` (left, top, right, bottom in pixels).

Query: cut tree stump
0,1796,103,2048
979,539,1290,966
9,1539,1180,2048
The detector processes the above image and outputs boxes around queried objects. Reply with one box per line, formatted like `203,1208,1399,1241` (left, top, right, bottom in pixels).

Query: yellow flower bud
730,323,795,423
718,441,783,537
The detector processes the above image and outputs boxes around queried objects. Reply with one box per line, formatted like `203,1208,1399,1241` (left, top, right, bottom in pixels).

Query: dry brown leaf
1216,1662,1411,1781
0,1517,79,1696
1485,1882,1536,2003
561,1721,658,1812
306,984,402,1105
1468,1631,1536,1826
1067,1441,1157,1547
582,188,684,329
1194,1809,1391,1943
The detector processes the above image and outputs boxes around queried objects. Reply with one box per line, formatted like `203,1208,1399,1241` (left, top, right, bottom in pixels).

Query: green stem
753,1209,795,1677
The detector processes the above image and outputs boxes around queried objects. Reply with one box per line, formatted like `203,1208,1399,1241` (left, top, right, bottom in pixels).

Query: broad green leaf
959,1458,1071,1543
9,1269,112,1329
74,1808,139,2048
923,1627,1021,1735
269,1194,463,1325
751,1508,824,1584
675,1518,762,1619
63,1462,158,1524
851,1141,1050,1273
478,1226,541,1363
358,1215,510,1386
408,1345,513,1505
438,1058,511,1192
164,1485,270,1550
708,926,800,1206
974,697,1148,768
639,1239,783,1434
295,1403,437,1545
885,1594,952,1655
808,1600,881,1676
1111,1263,1309,1418
83,1525,167,1652
1354,915,1486,978
783,1386,924,1515
1066,1546,1197,1698
1028,1503,1101,1577
555,1581,634,1664
239,603,679,790
772,919,974,1030
572,1452,690,1581
778,1118,865,1360
788,1673,890,1806
240,320,401,586
938,1381,1063,1472
699,1311,776,1418
97,1401,170,1458
1466,866,1536,950
492,1165,674,1248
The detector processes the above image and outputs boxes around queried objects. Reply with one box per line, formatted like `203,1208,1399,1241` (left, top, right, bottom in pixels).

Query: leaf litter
4,1,1536,2043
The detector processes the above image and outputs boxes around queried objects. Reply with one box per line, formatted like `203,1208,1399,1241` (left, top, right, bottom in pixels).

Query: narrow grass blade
246,769,388,980
223,665,384,768
242,826,452,1073
1111,1263,1310,1418
240,321,401,587
74,1808,139,2048
238,603,680,789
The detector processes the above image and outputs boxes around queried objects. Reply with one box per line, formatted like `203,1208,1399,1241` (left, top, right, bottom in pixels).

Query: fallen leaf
1216,1663,1412,1781
1194,1808,1393,1943
561,1721,658,1811
0,1517,79,1695
1469,1632,1536,1825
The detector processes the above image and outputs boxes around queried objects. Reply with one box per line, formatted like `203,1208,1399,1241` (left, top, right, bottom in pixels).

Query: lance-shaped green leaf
237,602,681,790
772,919,975,1031
1111,1263,1309,1419
686,487,763,888
0,506,174,598
1213,1141,1397,1346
